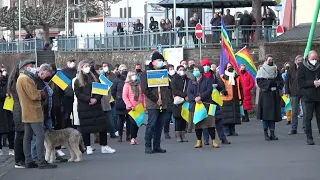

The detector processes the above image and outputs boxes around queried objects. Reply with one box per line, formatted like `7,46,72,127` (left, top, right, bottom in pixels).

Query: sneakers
86,146,93,155
38,161,57,169
15,162,26,168
9,149,14,156
282,116,287,120
0,149,3,156
115,131,119,136
25,161,38,168
288,130,297,135
56,150,65,157
130,138,139,145
56,156,68,163
101,146,116,154
164,133,171,139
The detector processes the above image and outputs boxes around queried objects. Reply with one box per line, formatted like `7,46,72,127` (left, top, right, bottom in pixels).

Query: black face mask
44,76,51,82
228,68,234,72
188,64,195,70
268,62,274,66
285,66,290,70
241,70,246,74
136,69,142,73
121,71,128,77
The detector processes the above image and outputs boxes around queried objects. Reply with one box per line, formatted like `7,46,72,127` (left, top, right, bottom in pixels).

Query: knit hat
200,58,211,66
151,52,164,61
19,60,36,69
195,65,204,73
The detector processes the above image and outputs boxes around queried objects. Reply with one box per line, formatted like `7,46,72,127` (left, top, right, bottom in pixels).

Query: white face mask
103,67,109,72
83,67,90,74
131,75,137,81
29,67,36,74
68,62,75,68
310,60,317,66
178,70,185,76
2,71,7,76
169,69,176,76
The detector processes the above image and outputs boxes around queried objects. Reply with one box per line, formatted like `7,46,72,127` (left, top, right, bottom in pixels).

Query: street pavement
0,119,320,180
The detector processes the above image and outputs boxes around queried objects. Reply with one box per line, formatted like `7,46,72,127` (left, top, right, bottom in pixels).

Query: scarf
224,70,235,85
130,80,140,101
256,63,277,79
203,71,212,79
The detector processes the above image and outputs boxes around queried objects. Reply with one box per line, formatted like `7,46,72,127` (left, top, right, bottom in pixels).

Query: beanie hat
200,58,211,66
151,52,164,61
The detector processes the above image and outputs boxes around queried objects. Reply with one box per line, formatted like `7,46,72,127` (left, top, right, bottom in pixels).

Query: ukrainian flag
92,82,109,96
181,102,190,122
211,88,223,106
193,103,208,124
147,70,169,87
208,104,217,116
128,103,146,127
99,75,113,87
51,71,71,90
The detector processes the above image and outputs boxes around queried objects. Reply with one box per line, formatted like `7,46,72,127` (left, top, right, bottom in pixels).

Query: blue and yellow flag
181,102,190,122
193,103,208,124
212,88,223,106
92,82,109,96
146,70,169,87
282,95,292,111
3,96,14,112
51,71,71,90
240,105,245,116
128,103,146,127
99,75,113,88
208,104,217,116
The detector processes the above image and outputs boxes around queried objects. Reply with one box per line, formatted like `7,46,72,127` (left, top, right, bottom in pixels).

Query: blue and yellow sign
147,70,169,87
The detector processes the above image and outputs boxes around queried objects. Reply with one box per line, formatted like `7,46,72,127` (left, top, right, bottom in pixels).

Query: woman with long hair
74,60,115,155
122,71,145,145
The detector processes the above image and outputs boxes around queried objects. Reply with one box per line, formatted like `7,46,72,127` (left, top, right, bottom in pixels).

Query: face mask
100,69,104,75
228,68,234,72
169,70,175,76
103,67,109,72
157,61,164,68
241,70,246,74
44,76,51,82
2,71,7,76
136,69,142,73
83,67,90,74
121,71,128,77
178,70,185,76
29,67,37,74
203,65,210,72
310,60,317,66
131,75,137,81
268,62,274,66
69,62,75,69
193,70,201,77
188,64,195,70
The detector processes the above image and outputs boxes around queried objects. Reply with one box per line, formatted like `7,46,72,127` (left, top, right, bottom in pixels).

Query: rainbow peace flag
235,47,257,79
51,71,71,90
128,103,146,127
211,88,223,106
181,102,190,122
193,103,208,124
208,104,217,116
92,82,109,96
220,19,240,75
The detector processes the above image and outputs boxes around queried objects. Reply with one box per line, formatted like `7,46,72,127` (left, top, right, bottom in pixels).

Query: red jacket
240,72,254,110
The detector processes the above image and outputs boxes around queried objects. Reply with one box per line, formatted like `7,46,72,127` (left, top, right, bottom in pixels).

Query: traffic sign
276,25,284,36
195,23,203,40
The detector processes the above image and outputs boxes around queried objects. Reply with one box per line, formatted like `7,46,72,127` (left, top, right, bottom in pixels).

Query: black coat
74,75,107,134
111,75,126,114
172,74,189,118
285,64,299,97
187,76,212,112
239,14,253,27
256,71,283,122
206,72,225,121
297,60,320,102
61,68,77,97
0,78,14,134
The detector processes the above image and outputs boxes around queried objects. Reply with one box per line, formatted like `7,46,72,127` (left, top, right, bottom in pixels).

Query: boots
126,135,131,142
164,132,171,139
212,140,220,148
194,140,202,148
181,131,188,142
264,129,270,141
176,131,182,142
270,130,278,140
306,131,315,145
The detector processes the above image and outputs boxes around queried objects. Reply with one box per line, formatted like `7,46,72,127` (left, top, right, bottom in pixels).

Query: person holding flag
239,64,255,122
73,60,115,154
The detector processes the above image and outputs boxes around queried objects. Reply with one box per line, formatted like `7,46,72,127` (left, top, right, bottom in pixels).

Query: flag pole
235,45,247,55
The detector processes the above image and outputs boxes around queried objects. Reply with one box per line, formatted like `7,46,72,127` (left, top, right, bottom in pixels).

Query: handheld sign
147,69,169,87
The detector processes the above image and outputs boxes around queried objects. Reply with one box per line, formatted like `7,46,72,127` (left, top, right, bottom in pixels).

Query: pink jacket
122,82,146,110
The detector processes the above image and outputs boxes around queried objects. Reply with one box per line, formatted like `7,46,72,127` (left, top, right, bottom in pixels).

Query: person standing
189,13,201,47
223,9,235,40
286,55,304,135
297,50,320,145
239,65,254,122
262,9,276,42
210,13,221,43
16,60,57,169
164,64,175,139
239,10,253,46
149,16,159,46
175,16,185,45
141,52,168,154
256,55,283,141
74,60,115,154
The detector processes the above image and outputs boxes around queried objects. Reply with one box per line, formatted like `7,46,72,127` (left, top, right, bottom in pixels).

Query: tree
252,0,262,42
0,6,20,39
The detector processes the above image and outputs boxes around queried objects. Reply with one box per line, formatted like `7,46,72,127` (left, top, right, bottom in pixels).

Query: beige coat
16,73,43,123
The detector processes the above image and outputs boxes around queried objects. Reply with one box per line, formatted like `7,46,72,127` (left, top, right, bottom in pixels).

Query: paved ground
0,119,320,180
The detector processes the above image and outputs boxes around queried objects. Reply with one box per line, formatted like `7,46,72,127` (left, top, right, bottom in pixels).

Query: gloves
222,90,228,96
40,91,47,101
239,101,243,105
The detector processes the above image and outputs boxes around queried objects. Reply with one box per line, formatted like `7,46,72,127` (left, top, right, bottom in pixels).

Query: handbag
173,79,187,105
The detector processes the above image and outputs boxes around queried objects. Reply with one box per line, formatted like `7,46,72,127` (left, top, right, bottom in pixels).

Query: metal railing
56,25,276,52
0,39,44,53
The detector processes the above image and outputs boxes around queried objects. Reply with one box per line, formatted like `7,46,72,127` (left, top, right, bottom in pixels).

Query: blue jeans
262,120,275,130
203,128,209,141
111,105,118,132
216,119,227,141
264,27,272,42
292,96,305,130
281,107,285,117
145,109,166,148
31,118,52,159
163,111,172,133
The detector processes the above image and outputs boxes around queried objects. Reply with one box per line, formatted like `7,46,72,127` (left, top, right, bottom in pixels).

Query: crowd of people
0,49,319,169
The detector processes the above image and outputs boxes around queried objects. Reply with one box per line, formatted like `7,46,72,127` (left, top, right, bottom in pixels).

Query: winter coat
74,74,107,133
149,20,159,32
256,70,283,122
111,75,126,114
285,64,300,97
220,74,243,125
167,75,174,113
122,81,145,110
171,74,189,118
223,14,235,26
240,71,254,110
133,23,144,33
34,74,49,119
71,77,80,126
140,63,169,110
210,17,221,29
297,60,320,102
262,16,275,27
61,67,77,97
239,14,253,28
0,78,14,134
16,73,43,123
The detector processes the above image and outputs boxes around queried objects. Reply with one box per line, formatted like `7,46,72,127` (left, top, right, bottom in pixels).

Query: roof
157,0,277,8
272,23,320,42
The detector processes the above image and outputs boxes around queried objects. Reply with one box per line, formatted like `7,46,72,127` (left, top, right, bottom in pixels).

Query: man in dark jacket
149,16,159,46
141,52,168,154
239,10,253,46
285,55,304,135
297,50,320,145
210,13,221,43
223,9,235,40
262,9,276,42
61,58,77,128
133,19,144,49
